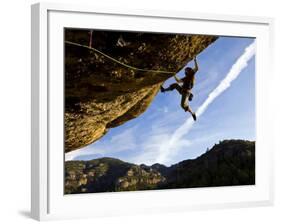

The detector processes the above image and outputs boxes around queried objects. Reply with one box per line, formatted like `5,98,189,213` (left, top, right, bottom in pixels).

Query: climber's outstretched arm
193,57,199,73
174,74,183,83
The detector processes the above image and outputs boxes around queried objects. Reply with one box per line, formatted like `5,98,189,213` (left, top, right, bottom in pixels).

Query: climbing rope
65,40,177,75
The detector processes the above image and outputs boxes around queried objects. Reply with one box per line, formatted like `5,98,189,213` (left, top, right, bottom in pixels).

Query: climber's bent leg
181,92,196,121
180,92,189,110
161,83,182,93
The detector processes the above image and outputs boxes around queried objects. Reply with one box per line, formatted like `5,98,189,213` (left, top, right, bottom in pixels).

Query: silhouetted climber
160,57,198,121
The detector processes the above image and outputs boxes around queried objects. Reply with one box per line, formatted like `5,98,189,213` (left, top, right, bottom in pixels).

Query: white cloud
65,126,137,161
108,126,137,151
131,132,192,165
65,147,91,161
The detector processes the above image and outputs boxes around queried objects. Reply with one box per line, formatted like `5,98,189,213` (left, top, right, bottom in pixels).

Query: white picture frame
31,2,275,221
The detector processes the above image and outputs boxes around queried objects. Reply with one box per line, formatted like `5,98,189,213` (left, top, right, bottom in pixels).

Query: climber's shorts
182,82,193,91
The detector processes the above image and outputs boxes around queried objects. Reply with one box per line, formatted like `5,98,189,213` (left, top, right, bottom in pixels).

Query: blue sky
66,36,256,166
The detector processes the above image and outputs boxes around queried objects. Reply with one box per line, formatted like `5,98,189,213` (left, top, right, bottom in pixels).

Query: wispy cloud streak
155,41,256,164
65,126,137,161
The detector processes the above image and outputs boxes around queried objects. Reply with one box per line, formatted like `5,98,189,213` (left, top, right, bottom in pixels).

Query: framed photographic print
31,2,274,221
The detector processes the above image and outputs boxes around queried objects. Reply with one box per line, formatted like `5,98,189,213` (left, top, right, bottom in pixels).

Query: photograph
64,29,255,194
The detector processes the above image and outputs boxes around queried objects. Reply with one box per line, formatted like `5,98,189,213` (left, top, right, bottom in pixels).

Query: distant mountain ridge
65,139,255,194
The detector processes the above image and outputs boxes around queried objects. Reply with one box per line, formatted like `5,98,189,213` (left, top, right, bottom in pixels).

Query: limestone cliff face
65,29,217,152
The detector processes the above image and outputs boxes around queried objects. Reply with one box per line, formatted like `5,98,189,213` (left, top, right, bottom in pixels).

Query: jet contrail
156,41,256,164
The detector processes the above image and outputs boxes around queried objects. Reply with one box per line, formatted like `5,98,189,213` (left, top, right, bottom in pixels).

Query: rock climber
160,57,199,121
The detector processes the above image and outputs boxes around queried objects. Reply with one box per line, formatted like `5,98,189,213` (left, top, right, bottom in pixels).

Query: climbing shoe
160,86,165,92
192,113,197,121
